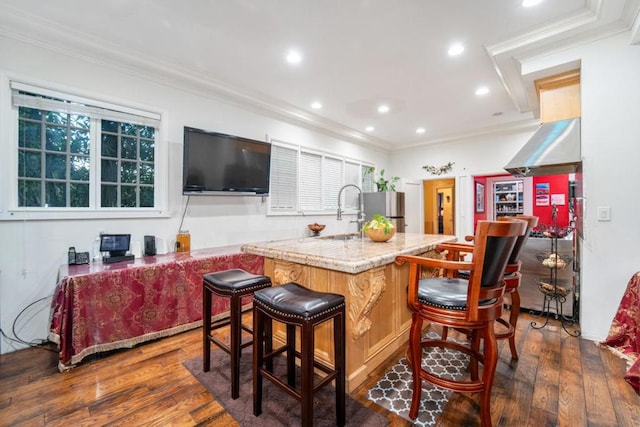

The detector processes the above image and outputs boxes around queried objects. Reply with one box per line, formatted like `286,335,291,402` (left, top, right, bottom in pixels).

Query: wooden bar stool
202,268,271,399
252,282,346,427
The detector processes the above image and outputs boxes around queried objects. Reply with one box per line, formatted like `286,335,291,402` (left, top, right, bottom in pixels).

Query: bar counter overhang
242,232,456,392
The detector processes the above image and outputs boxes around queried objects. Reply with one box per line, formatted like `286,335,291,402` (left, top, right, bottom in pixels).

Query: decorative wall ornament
422,162,455,175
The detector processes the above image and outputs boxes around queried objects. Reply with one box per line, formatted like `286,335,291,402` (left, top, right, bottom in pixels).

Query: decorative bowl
365,227,396,242
308,223,326,236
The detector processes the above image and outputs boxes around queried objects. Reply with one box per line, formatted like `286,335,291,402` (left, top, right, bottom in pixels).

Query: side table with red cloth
49,246,263,371
600,271,640,394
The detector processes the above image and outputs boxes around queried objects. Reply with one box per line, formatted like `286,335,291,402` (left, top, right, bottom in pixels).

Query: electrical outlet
597,206,611,221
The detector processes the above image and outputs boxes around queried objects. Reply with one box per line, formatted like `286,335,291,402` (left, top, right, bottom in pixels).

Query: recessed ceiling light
286,50,302,64
448,43,465,56
522,0,543,7
416,127,426,134
475,86,490,96
365,126,375,132
311,101,322,109
377,104,390,114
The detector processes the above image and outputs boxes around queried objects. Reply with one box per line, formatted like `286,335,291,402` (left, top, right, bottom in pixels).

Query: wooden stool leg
230,295,241,399
253,306,264,417
300,320,314,427
335,310,346,427
286,324,296,387
203,285,212,372
508,290,521,360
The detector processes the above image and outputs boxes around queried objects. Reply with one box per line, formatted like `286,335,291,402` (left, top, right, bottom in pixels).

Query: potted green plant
365,167,400,192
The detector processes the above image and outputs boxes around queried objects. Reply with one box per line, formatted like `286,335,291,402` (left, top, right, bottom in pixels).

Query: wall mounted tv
182,127,271,196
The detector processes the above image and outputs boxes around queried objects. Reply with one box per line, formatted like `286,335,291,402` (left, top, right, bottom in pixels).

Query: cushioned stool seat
253,282,346,427
203,269,271,399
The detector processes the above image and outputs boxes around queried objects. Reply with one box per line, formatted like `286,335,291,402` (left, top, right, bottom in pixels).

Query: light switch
597,206,611,221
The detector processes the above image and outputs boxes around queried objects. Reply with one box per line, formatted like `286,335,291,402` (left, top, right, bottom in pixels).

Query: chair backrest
498,215,539,264
467,220,528,320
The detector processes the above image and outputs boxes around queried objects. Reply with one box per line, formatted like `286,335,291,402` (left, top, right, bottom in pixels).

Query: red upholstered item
49,246,263,371
601,272,640,393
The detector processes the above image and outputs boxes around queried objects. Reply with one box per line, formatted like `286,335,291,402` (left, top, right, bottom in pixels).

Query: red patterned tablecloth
49,246,264,371
601,271,640,393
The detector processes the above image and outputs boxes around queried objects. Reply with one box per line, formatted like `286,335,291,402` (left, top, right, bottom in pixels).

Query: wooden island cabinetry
242,232,456,392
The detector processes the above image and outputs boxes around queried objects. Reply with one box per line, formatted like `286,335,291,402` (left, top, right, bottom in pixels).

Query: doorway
423,178,455,235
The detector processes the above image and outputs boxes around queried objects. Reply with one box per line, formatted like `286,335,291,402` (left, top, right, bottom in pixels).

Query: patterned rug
367,332,469,426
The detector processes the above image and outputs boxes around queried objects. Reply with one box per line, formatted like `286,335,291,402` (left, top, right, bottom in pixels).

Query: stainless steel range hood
504,118,581,177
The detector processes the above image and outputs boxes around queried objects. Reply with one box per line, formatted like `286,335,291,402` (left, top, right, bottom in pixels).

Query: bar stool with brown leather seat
202,268,272,399
252,282,346,427
437,215,538,360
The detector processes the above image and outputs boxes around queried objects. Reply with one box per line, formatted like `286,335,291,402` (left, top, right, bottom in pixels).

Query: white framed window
3,81,164,219
268,138,374,215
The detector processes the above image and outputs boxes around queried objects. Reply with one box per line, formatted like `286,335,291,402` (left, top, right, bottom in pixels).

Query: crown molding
393,118,540,153
0,3,391,151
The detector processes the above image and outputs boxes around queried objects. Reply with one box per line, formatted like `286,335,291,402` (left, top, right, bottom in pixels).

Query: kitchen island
242,232,456,392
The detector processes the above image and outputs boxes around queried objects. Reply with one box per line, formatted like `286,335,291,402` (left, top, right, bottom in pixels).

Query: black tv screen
182,127,271,196
99,234,131,257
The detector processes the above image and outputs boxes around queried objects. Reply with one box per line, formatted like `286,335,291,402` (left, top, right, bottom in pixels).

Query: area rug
367,332,469,426
183,349,388,426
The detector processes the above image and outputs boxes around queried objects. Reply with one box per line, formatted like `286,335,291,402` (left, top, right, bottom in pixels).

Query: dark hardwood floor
1,312,638,426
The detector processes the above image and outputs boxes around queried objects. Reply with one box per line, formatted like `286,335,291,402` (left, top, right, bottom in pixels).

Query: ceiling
1,0,638,150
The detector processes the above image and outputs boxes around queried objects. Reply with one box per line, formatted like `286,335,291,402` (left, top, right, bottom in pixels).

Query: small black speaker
144,235,156,256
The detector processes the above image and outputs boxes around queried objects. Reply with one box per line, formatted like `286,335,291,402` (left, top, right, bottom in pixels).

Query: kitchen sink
318,233,360,241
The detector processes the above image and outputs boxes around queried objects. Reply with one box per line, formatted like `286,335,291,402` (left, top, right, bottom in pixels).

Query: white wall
0,36,389,353
390,32,640,341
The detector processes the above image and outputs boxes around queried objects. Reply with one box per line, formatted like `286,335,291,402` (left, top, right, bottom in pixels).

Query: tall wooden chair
396,219,527,426
437,215,538,359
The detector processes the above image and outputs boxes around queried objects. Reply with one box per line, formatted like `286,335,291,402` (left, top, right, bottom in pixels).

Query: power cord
0,295,56,352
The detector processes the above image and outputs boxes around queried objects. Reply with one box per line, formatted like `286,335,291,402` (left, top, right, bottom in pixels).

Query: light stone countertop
241,232,457,274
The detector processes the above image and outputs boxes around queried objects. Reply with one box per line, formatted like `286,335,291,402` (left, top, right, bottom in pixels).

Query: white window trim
0,75,169,221
267,137,374,217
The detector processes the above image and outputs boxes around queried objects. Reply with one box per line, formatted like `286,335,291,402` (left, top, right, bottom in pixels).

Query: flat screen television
182,127,271,196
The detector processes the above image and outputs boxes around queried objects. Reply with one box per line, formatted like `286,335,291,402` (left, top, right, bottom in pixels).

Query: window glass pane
140,163,154,184
70,183,89,207
120,161,137,183
102,134,118,157
45,111,67,126
19,151,41,178
101,185,117,207
46,182,66,207
120,122,137,136
45,125,67,152
70,129,90,154
70,114,90,129
140,126,154,139
18,120,41,148
18,180,41,207
140,138,154,161
102,120,118,133
45,153,66,179
140,187,154,207
102,159,118,182
19,107,42,121
121,186,137,207
121,137,137,159
70,155,90,181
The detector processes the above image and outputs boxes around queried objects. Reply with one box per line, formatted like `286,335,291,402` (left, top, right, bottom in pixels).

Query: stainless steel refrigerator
363,192,406,232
